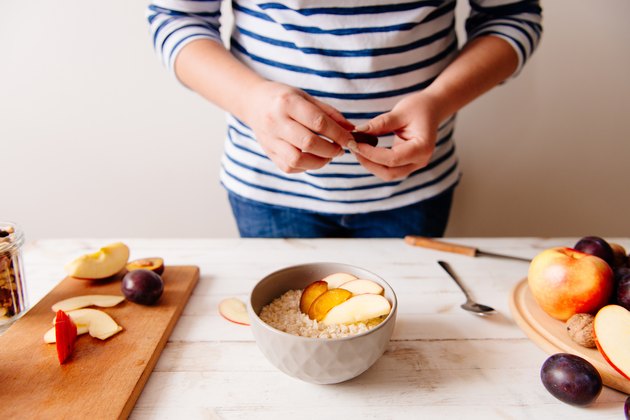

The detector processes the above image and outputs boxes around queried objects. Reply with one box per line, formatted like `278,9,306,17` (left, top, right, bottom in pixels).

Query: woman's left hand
350,91,445,181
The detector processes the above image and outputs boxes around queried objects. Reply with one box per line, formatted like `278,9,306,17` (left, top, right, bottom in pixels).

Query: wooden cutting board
0,265,199,419
509,278,629,394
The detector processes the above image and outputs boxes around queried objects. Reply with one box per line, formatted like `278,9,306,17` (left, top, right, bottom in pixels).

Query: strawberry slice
55,310,78,364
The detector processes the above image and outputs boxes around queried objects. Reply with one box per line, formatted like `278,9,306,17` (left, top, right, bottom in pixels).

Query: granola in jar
0,222,28,333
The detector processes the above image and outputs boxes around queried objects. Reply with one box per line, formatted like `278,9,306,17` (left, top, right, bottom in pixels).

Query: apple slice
219,298,250,326
338,279,384,295
55,310,77,364
307,288,352,321
44,324,89,343
51,295,125,312
299,280,328,314
322,294,391,326
322,272,357,289
593,304,630,379
64,242,130,279
65,309,122,340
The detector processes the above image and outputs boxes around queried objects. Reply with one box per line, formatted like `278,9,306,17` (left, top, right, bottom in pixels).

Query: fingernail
354,124,369,132
347,140,359,153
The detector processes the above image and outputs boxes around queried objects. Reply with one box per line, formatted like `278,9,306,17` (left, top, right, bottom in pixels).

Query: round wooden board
509,279,629,395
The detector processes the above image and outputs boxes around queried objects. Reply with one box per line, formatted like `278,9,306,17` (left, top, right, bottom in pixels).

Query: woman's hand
349,91,444,181
244,81,355,173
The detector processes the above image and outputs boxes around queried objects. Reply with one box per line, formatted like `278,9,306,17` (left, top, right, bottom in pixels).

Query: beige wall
2,1,629,239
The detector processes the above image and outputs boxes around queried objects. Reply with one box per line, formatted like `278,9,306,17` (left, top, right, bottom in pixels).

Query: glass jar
0,221,28,333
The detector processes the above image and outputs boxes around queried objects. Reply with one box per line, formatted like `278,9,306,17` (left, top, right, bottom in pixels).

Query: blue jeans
227,187,454,238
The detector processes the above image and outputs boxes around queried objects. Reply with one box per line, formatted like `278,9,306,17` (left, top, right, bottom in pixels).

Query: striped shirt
147,0,542,214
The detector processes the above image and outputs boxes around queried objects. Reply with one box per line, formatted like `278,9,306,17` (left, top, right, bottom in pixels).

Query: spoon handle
437,261,471,299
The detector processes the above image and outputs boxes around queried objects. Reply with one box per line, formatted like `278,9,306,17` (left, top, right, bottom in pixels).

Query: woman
147,0,542,237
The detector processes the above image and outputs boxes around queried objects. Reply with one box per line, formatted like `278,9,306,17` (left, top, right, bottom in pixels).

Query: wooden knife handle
403,236,478,257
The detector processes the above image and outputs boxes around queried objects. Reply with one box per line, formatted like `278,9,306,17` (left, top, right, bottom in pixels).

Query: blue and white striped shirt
148,0,542,214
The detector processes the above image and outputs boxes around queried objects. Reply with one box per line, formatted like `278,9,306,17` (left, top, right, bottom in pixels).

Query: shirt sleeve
146,0,224,75
466,0,543,76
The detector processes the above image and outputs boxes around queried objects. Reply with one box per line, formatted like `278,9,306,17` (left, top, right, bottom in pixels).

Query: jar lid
0,221,25,254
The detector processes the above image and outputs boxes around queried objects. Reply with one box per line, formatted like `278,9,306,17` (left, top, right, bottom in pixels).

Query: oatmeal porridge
259,289,385,339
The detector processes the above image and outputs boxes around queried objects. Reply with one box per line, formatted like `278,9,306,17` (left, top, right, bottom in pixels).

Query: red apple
593,304,630,380
528,247,614,321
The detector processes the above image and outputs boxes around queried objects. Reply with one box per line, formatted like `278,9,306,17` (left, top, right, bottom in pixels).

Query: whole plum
574,236,615,267
625,395,629,420
616,274,630,311
351,131,379,147
540,353,602,406
121,269,164,305
615,267,630,282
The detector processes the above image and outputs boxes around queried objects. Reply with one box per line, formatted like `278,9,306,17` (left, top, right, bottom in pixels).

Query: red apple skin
595,340,630,381
528,247,614,321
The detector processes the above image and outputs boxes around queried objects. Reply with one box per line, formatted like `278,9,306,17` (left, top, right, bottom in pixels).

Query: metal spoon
437,260,496,316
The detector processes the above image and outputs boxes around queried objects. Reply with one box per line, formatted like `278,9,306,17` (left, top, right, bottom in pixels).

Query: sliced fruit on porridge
322,294,391,326
299,280,328,314
307,288,352,321
338,279,383,296
321,272,357,289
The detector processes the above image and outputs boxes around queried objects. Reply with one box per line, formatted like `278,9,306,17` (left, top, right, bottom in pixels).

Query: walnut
566,313,596,348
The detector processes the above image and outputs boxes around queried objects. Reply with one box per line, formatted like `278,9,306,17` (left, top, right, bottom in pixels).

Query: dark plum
121,269,164,305
540,353,602,406
351,131,378,147
574,236,615,267
615,267,630,282
616,273,630,311
625,395,630,420
610,243,628,268
126,257,165,275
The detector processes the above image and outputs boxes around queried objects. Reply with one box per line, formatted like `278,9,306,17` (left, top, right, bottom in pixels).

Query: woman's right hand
243,81,355,173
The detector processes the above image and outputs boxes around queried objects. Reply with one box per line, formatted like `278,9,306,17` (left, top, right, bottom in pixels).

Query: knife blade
404,236,531,262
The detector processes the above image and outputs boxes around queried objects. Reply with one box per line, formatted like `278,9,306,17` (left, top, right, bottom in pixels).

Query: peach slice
219,297,250,326
321,272,357,289
126,257,164,275
338,279,384,295
307,288,352,321
65,242,130,279
51,295,125,312
322,294,391,325
299,281,328,314
593,304,630,379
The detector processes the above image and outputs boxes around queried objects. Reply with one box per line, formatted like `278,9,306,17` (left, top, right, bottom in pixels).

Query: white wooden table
22,238,628,419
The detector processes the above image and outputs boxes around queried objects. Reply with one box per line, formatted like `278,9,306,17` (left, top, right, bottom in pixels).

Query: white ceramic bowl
248,262,397,384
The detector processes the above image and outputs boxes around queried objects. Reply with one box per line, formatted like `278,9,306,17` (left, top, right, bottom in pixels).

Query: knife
404,236,531,262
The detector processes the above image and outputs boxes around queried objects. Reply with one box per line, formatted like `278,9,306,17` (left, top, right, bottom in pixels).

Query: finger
356,111,401,136
354,153,418,181
352,139,431,168
277,120,344,159
288,99,354,147
265,136,332,172
310,97,355,131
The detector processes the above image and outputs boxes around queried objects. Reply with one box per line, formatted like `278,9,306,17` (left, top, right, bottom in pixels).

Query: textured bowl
248,262,397,384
